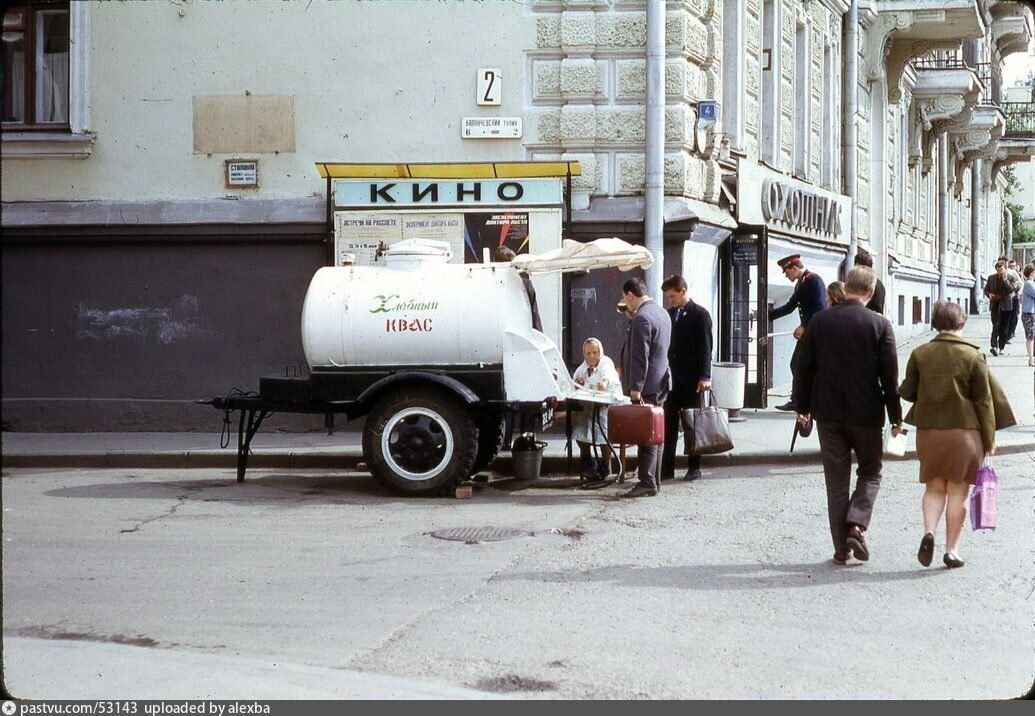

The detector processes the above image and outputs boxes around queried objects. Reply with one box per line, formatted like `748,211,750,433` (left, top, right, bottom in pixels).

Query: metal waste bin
511,434,547,480
711,362,746,422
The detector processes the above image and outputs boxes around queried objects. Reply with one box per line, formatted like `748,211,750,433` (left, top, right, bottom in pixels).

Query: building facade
2,0,1034,430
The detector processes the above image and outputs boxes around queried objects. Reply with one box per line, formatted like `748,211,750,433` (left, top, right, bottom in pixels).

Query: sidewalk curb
4,442,1030,472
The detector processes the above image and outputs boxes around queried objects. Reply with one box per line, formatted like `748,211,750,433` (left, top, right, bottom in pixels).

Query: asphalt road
2,455,1033,699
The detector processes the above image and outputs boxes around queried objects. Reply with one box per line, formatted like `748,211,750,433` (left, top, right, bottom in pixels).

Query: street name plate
462,117,522,139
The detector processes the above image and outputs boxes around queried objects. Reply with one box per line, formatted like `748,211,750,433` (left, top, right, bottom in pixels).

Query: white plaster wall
1,0,535,201
681,240,719,337
1006,157,1035,222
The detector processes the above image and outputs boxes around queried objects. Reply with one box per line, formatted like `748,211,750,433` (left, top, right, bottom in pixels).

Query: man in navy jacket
660,275,713,482
770,254,826,410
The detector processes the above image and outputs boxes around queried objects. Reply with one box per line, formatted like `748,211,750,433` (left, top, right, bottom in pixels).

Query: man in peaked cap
770,254,826,411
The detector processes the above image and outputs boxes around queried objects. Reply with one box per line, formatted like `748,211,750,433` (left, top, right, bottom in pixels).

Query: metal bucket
511,440,547,481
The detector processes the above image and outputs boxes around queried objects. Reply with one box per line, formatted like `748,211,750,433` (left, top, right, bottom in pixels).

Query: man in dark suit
620,277,671,497
770,254,826,411
793,267,903,565
660,275,712,482
852,248,886,315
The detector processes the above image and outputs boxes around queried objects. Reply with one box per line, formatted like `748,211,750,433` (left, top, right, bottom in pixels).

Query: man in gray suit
793,267,903,564
620,278,672,497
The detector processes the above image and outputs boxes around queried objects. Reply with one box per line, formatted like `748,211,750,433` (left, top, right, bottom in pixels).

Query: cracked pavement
2,456,1033,699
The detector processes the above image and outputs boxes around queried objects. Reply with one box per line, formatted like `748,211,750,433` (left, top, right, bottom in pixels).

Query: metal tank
301,240,535,369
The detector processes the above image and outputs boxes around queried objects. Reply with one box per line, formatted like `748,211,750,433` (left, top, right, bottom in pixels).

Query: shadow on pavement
492,560,951,591
39,473,622,507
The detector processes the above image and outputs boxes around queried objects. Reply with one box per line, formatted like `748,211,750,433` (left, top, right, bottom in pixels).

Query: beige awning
510,237,653,274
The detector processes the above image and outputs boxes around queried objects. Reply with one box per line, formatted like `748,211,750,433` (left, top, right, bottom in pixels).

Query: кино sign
334,178,563,208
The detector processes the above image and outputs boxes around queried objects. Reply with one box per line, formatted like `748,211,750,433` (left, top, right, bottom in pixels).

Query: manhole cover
430,526,530,542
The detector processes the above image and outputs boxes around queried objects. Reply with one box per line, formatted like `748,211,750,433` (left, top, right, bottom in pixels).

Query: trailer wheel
362,387,478,496
470,414,506,476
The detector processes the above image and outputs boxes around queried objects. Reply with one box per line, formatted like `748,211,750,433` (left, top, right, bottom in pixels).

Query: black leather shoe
943,552,965,569
775,401,797,411
682,469,702,482
846,525,869,561
621,484,658,498
917,532,934,567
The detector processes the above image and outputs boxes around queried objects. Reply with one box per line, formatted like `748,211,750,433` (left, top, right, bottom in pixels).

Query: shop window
898,295,905,326
924,297,930,324
912,297,923,324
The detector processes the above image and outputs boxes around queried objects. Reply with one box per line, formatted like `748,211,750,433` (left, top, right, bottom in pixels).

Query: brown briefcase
607,403,665,445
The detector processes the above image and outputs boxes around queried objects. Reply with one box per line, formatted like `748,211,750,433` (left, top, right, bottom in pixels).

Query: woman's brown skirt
915,428,984,484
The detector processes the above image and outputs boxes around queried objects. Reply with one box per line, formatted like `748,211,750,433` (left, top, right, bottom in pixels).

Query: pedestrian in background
1021,264,1035,367
660,275,713,483
619,278,671,497
771,254,826,411
1005,258,1023,345
793,267,902,565
826,281,847,307
852,249,886,315
984,260,1018,356
899,300,1016,569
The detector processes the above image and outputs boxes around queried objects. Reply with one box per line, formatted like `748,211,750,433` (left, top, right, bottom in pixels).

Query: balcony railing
912,52,1001,105
1003,102,1035,138
911,53,968,71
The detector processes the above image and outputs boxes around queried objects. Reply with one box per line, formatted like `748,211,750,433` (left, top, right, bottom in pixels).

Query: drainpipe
843,1,859,271
971,160,982,314
1004,201,1013,260
937,136,949,301
644,0,665,300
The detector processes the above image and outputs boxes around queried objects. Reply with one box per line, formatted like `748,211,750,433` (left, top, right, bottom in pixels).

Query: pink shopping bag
970,464,998,531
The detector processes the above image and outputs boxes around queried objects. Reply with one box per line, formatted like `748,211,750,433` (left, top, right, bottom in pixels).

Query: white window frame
721,0,744,152
821,37,835,189
2,1,91,158
760,0,780,166
897,106,908,226
793,14,810,180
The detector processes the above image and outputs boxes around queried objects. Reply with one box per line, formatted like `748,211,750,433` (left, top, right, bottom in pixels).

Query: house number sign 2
477,68,502,106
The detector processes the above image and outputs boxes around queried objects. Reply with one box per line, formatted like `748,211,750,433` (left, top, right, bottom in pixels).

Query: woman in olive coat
899,301,1016,569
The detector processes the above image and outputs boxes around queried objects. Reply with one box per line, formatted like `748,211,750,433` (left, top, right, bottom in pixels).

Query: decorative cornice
949,106,1006,195
990,8,1035,58
818,0,851,15
984,137,1035,188
908,67,981,172
864,2,986,103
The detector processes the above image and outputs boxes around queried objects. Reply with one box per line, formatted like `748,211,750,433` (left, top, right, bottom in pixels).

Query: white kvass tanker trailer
208,237,649,497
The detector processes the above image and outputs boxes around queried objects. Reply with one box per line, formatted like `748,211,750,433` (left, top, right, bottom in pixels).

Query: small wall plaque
225,159,259,188
461,117,522,139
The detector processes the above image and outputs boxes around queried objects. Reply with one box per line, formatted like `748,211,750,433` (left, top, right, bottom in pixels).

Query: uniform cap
777,254,802,269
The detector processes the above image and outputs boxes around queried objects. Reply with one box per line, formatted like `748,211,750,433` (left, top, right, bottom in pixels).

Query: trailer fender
351,371,480,419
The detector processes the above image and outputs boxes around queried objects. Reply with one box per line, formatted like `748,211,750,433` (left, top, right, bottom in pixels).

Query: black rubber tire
362,386,479,497
470,413,506,476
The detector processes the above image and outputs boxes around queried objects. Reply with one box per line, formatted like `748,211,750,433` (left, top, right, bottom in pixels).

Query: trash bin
511,433,547,480
711,362,746,422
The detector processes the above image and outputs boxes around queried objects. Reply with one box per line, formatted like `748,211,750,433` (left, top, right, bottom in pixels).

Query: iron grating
429,526,531,542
